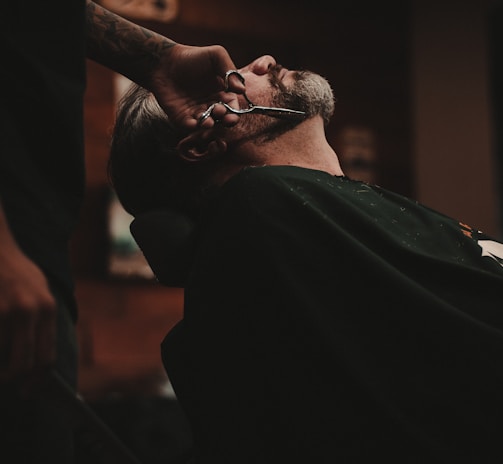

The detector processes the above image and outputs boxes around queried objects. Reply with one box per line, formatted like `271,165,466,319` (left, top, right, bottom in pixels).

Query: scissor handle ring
197,103,217,127
224,70,245,92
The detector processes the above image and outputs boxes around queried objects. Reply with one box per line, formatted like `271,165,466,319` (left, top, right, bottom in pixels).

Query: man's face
224,55,335,143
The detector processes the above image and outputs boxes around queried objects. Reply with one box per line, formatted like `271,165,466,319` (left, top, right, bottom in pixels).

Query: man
109,55,503,463
0,0,244,461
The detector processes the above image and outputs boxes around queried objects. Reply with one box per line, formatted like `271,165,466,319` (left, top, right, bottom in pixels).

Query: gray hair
108,83,209,218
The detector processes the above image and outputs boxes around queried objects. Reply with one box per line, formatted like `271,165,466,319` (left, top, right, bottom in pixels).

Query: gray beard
237,70,336,143
274,70,335,126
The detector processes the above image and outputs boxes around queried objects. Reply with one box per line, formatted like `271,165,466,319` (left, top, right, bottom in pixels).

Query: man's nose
239,55,277,76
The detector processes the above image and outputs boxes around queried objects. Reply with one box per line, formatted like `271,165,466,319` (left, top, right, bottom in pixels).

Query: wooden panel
76,279,184,398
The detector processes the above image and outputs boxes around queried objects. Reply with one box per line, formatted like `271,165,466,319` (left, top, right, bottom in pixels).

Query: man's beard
274,70,335,126
235,69,336,143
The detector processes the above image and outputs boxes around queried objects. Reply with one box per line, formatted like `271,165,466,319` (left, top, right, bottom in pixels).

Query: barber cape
133,165,503,463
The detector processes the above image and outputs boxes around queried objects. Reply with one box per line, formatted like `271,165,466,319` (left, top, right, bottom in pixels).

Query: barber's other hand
150,44,246,131
0,244,57,386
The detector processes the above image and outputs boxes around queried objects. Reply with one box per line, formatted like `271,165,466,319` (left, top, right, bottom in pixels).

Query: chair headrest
129,210,195,287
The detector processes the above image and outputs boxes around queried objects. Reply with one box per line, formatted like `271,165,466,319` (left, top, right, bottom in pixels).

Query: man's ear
177,131,228,163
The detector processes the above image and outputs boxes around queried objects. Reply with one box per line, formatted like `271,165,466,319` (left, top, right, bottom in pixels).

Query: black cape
149,166,503,463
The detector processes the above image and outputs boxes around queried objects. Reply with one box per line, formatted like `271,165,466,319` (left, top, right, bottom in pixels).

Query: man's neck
211,117,345,187
245,117,344,176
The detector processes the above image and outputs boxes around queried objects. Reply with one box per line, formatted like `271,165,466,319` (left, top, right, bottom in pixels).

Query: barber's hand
150,44,246,131
0,243,57,386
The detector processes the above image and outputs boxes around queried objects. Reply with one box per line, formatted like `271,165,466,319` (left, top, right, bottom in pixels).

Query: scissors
198,70,306,126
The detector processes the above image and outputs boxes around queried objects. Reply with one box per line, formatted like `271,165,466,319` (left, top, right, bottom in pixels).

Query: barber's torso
0,0,87,316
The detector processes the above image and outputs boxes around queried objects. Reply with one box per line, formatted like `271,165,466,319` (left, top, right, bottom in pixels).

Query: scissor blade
222,102,306,120
251,106,306,119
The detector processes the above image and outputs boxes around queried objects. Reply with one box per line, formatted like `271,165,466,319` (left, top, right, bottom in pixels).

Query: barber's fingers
0,294,56,382
201,45,245,95
9,307,37,376
196,102,240,129
34,300,57,370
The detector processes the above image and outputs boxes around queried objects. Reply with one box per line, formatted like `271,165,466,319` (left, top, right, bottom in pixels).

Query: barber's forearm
85,0,176,89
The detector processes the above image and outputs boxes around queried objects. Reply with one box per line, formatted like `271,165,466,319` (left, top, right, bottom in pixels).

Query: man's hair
108,83,209,218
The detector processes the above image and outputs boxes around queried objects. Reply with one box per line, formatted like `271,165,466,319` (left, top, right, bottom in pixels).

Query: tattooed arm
85,0,244,130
